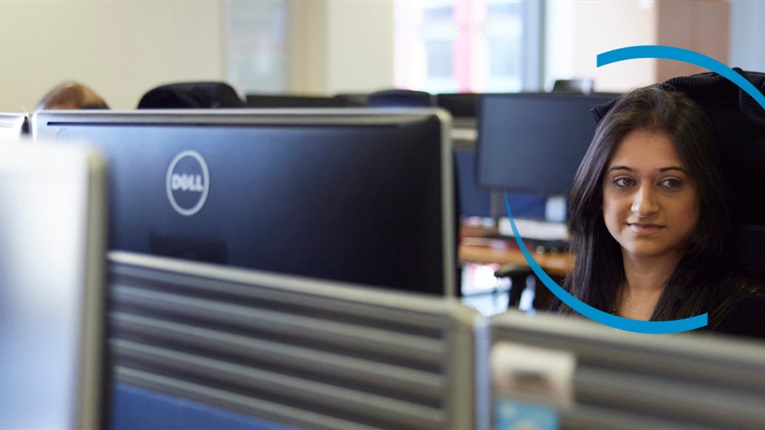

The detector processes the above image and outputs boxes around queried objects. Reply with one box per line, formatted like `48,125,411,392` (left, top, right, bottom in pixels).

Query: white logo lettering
171,174,205,192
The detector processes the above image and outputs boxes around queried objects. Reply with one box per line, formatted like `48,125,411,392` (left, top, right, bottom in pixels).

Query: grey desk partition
0,142,107,430
108,251,484,430
489,311,765,429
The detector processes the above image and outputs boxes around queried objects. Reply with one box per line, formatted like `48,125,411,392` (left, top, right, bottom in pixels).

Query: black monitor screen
35,110,456,296
477,93,618,196
436,93,478,119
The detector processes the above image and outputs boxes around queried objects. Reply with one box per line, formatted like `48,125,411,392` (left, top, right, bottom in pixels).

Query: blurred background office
0,0,761,112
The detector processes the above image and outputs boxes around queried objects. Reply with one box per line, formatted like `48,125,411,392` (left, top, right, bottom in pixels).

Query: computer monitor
0,141,107,430
477,93,619,221
0,113,27,137
34,109,456,296
436,93,478,119
245,94,345,108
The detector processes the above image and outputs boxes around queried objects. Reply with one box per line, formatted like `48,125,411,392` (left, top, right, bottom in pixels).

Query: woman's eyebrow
607,165,689,174
658,166,689,174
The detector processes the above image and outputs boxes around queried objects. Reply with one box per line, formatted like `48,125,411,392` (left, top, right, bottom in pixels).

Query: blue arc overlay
505,45,765,334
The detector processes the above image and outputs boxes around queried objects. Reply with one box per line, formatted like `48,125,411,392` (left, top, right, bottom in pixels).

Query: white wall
545,0,657,93
0,2,224,112
290,0,395,95
326,1,395,94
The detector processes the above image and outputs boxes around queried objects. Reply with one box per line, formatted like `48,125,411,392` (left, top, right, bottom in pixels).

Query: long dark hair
556,84,735,322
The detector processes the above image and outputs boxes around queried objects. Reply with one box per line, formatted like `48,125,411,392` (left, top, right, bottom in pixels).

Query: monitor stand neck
544,195,567,223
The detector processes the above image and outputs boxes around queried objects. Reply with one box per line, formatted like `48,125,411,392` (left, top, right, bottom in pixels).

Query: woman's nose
631,184,658,215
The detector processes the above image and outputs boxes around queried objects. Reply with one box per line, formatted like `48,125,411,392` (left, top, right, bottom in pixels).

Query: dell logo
166,150,210,216
171,173,205,192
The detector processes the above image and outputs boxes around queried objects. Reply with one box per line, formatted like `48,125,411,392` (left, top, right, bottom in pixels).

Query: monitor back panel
35,110,455,296
0,142,107,430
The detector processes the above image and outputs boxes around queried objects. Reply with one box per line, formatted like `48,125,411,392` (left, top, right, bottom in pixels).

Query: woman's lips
628,223,664,235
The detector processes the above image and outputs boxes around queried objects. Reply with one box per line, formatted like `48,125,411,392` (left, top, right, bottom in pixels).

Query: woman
553,84,765,337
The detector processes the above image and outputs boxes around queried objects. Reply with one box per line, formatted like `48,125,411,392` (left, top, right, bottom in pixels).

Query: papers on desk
498,217,569,241
451,127,478,141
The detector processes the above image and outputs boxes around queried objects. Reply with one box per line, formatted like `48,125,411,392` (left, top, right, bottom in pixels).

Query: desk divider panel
108,252,484,430
489,311,765,430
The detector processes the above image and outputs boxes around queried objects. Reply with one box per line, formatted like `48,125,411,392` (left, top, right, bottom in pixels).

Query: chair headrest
138,82,245,109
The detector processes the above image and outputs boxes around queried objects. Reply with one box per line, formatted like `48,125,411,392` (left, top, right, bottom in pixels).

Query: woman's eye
613,177,634,188
659,178,682,188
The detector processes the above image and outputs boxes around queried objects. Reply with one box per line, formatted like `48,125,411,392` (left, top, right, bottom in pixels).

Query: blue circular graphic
507,45,763,334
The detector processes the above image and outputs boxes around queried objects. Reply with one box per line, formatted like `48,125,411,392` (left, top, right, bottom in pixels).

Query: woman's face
602,129,700,262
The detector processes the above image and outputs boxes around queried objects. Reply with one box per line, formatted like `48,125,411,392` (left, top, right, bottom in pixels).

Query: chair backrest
138,82,245,109
550,78,594,94
367,89,435,108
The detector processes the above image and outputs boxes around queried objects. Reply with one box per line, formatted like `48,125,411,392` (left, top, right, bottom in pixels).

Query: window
395,0,542,93
225,1,289,94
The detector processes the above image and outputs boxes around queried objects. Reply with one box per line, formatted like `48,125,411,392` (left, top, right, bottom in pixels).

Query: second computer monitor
477,93,618,197
35,109,456,296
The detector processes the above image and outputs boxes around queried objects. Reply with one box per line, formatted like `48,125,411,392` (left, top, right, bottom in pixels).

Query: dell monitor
34,109,457,296
0,113,27,137
477,93,619,222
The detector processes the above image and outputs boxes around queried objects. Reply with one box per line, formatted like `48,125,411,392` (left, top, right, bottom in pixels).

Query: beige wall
290,0,395,95
326,0,394,94
0,2,224,112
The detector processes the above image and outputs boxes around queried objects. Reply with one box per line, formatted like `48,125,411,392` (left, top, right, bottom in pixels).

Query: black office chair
366,89,435,108
137,81,245,109
550,78,594,94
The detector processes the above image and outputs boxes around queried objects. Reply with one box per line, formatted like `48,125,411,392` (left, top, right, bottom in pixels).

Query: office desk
458,225,575,275
459,243,574,278
458,225,575,309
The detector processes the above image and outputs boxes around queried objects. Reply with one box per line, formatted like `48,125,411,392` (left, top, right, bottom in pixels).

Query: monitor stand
544,195,567,223
496,195,569,241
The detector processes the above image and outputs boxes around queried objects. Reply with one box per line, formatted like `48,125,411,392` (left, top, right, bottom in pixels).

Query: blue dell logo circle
166,150,210,216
